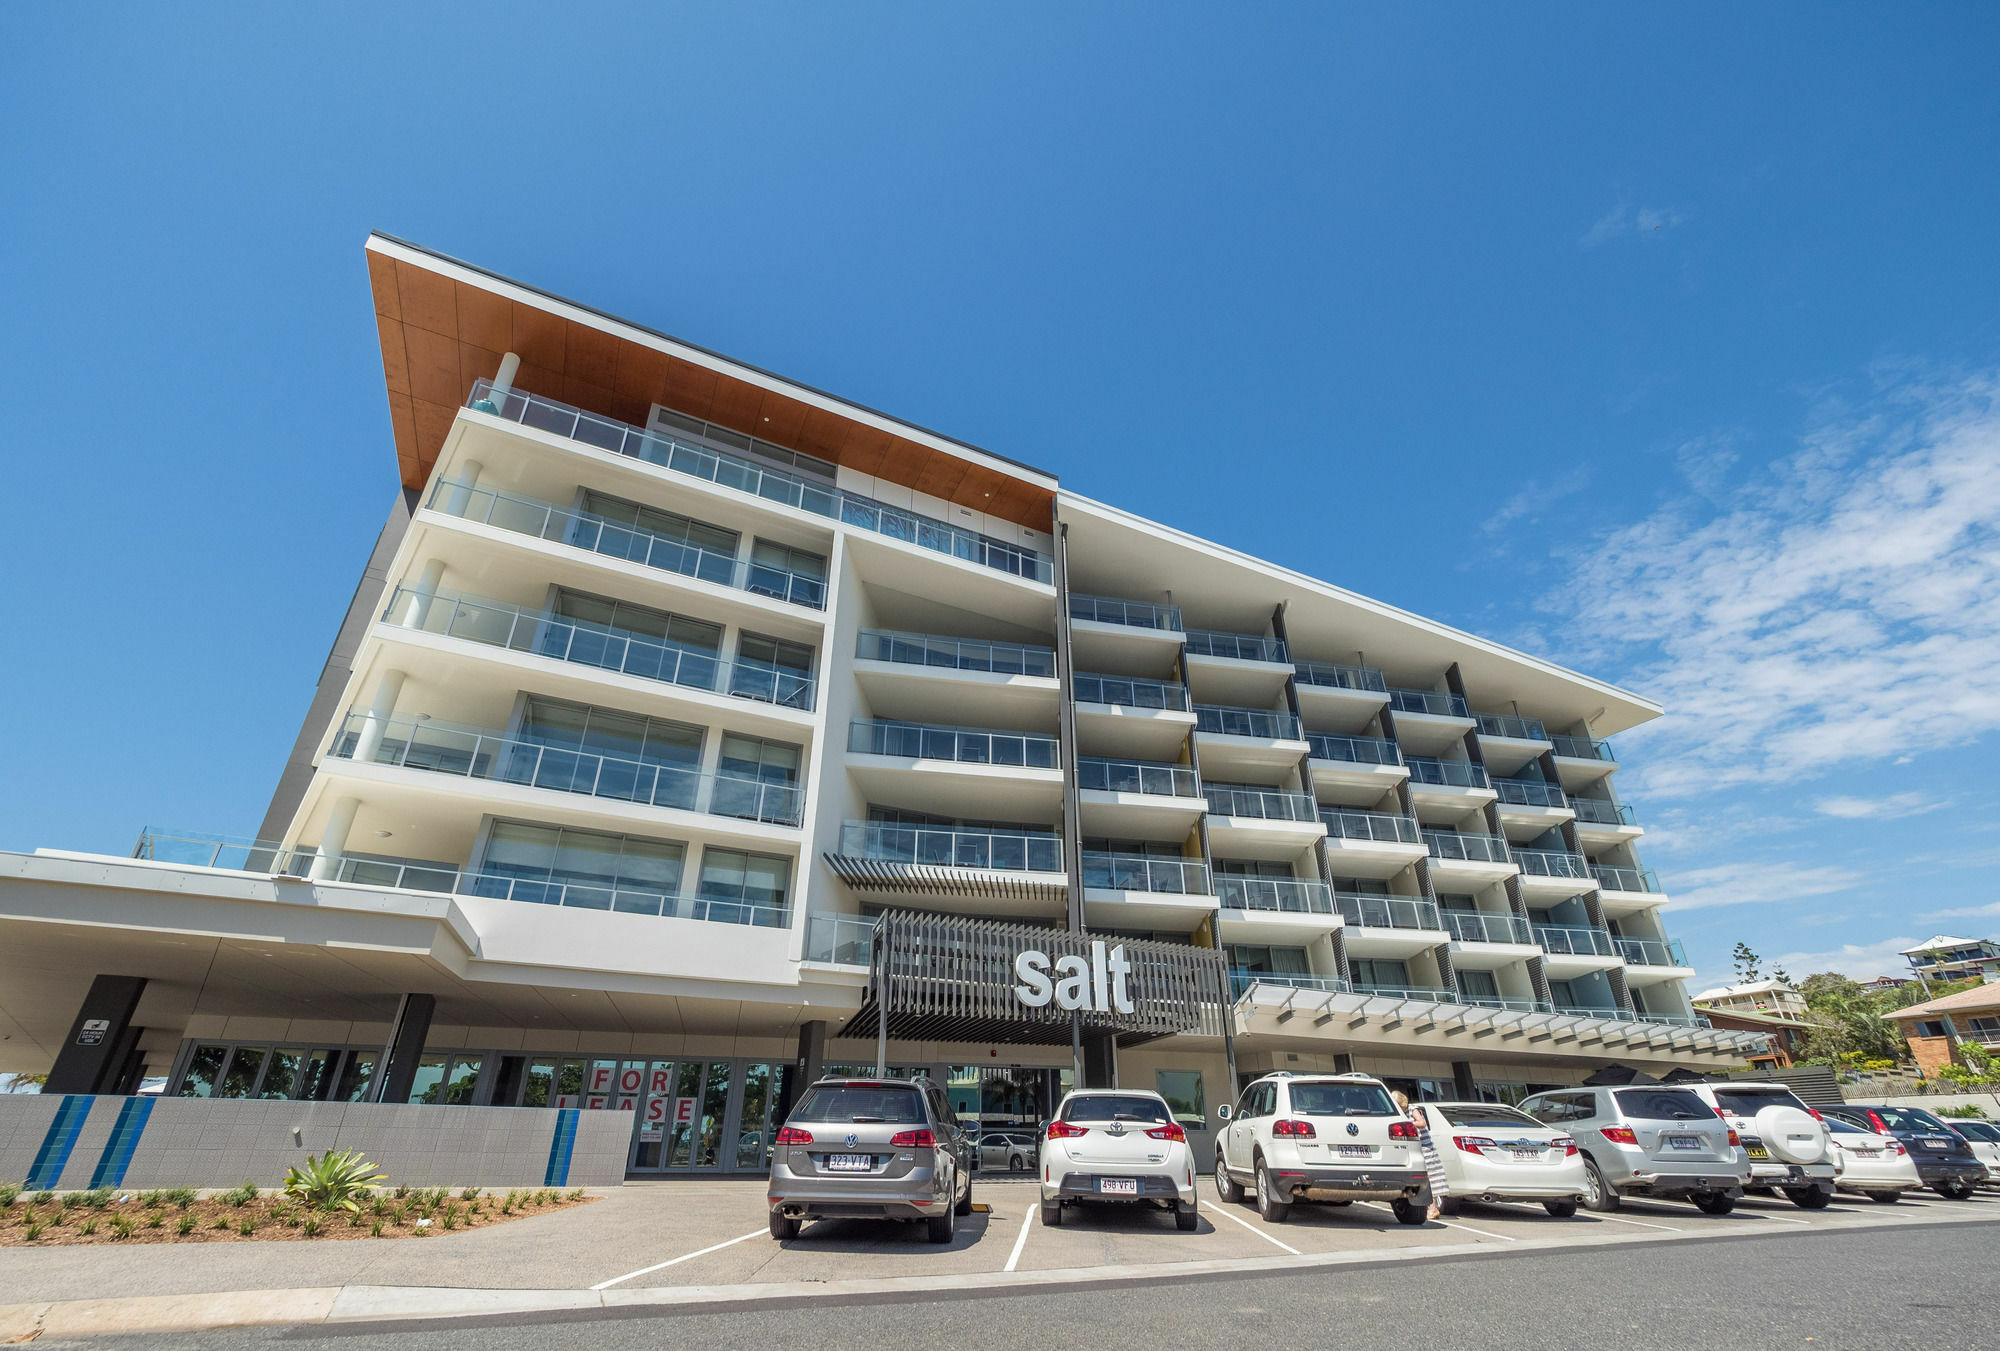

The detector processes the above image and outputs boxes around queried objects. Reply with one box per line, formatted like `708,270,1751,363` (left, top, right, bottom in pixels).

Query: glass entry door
621,1058,791,1175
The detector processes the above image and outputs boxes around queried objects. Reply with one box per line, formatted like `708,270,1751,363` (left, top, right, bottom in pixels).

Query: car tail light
1807,1107,1823,1121
889,1128,936,1148
1046,1120,1088,1140
1388,1121,1420,1141
1601,1126,1638,1145
1146,1122,1188,1142
1452,1135,1497,1155
1866,1110,1889,1133
774,1126,814,1146
1727,1130,1742,1148
1886,1141,1907,1156
1554,1136,1579,1156
1713,1107,1730,1120
1272,1119,1317,1138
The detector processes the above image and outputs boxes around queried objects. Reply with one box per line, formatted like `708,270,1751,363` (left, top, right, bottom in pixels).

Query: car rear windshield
1711,1087,1809,1116
788,1084,925,1124
1826,1119,1872,1136
1870,1107,1949,1133
1612,1089,1712,1122
1063,1094,1170,1125
1953,1121,2000,1143
1430,1104,1543,1129
1288,1082,1398,1116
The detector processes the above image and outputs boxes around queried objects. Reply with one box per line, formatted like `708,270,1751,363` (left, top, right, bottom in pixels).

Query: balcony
1533,924,1619,958
1292,660,1390,721
1083,852,1217,932
1353,983,1459,1005
1205,785,1324,857
1495,778,1567,808
1068,595,1185,670
1205,784,1317,822
1591,863,1660,894
1549,734,1618,788
1074,672,1189,711
1077,756,1207,836
1216,876,1339,943
1513,849,1594,892
1193,704,1307,776
846,719,1063,819
1194,704,1303,741
850,719,1057,768
1387,688,1471,719
805,912,875,967
1618,936,1691,969
1475,713,1549,742
1443,910,1535,946
1071,672,1195,759
1306,733,1402,767
1185,630,1287,663
1460,993,1553,1014
853,629,1060,725
1231,970,1351,1001
466,379,1052,583
1322,810,1428,878
856,629,1054,677
1406,757,1490,790
1293,661,1389,695
1422,830,1510,864
1569,797,1639,828
1551,734,1616,762
1305,732,1408,798
1387,688,1475,754
1184,630,1291,704
1335,892,1443,933
1323,810,1423,844
1069,594,1183,632
427,478,826,609
825,821,1065,908
1556,1004,1639,1023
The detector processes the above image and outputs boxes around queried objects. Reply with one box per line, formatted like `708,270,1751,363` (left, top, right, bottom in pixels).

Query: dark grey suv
767,1077,975,1242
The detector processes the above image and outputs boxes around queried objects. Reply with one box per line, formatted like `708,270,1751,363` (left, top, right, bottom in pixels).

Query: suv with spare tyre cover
1213,1072,1431,1225
1680,1080,1837,1208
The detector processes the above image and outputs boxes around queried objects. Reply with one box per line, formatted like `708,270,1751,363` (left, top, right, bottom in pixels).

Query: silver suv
766,1077,974,1243
1520,1085,1748,1214
1681,1080,1836,1208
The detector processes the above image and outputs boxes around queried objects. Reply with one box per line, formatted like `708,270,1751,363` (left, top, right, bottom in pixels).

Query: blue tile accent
89,1096,156,1189
24,1096,93,1190
544,1108,579,1187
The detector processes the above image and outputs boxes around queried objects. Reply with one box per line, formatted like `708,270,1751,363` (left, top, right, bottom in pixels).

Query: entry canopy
844,909,1230,1048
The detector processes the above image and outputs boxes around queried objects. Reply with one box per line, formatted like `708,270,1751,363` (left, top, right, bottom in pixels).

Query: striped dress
1416,1114,1450,1200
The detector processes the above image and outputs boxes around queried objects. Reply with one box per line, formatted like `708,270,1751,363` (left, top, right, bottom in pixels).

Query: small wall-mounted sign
75,1018,111,1047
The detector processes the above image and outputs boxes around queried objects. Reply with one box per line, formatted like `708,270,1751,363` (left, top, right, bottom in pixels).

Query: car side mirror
1215,1104,1232,1122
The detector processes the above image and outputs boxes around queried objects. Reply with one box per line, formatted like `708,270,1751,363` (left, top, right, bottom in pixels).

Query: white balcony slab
1077,788,1209,840
1293,681,1389,727
1185,653,1293,705
1572,818,1645,848
845,755,1065,822
1205,815,1326,860
1551,753,1618,789
1068,617,1185,672
1194,730,1311,779
1339,923,1451,961
851,658,1060,729
1407,780,1498,812
1538,948,1625,978
1321,836,1429,879
1476,733,1551,778
1388,709,1478,757
1424,854,1518,888
1083,887,1218,933
1444,940,1543,971
1308,758,1410,803
1215,905,1343,946
1495,801,1575,833
1596,887,1671,919
1073,702,1197,760
1516,870,1598,901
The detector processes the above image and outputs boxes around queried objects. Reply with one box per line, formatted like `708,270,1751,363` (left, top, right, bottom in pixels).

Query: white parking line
1433,1217,1518,1242
1207,1200,1304,1255
1746,1213,1813,1226
590,1229,768,1290
1591,1212,1681,1232
1004,1202,1036,1272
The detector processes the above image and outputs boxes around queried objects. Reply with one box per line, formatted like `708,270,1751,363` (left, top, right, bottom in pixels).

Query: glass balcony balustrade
1335,893,1443,932
1068,594,1183,631
1292,660,1389,694
1083,852,1211,894
1387,688,1471,718
849,719,1059,768
1204,785,1319,822
1550,734,1617,762
1184,629,1288,663
1514,848,1592,881
1077,756,1201,797
1194,704,1303,740
1533,924,1619,957
427,479,825,608
1322,810,1423,845
133,829,312,876
329,713,806,827
1617,937,1690,967
1354,983,1458,1003
1422,830,1511,864
1230,970,1350,999
1591,863,1660,893
1306,733,1403,766
1459,993,1553,1013
805,912,876,966
1556,1005,1640,1023
1216,876,1334,914
1442,910,1535,945
855,629,1055,677
1637,1012,1707,1028
1073,672,1190,711
1406,757,1491,789
1495,778,1567,808
1475,713,1550,741
837,820,1061,873
466,379,1052,583
382,585,817,711
1568,798,1638,826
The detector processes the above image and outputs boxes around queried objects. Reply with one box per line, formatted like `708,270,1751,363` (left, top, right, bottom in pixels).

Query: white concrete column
443,459,484,520
309,796,362,881
349,669,407,766
398,558,447,629
493,351,520,395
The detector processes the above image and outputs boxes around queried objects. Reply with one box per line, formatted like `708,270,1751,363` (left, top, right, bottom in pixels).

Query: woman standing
1392,1090,1449,1221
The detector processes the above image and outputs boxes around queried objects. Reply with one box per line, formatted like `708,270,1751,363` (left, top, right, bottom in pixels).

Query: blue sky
4,4,1997,990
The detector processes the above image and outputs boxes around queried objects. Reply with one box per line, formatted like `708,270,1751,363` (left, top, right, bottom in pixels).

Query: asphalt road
47,1217,1999,1351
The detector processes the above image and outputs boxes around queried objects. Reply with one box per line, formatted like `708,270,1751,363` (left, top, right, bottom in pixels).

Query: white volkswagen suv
1213,1072,1430,1225
1039,1089,1199,1230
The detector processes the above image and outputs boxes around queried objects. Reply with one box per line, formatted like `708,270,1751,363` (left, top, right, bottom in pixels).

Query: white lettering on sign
1013,941,1136,1014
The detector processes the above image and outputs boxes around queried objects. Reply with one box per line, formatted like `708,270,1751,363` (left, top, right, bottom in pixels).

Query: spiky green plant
283,1148,387,1214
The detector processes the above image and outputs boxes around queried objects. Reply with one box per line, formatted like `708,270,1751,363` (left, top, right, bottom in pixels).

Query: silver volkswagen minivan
1520,1085,1748,1214
766,1077,974,1242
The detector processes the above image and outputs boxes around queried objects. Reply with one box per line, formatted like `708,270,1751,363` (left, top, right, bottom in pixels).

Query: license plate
1852,1148,1879,1157
1512,1149,1542,1161
1668,1136,1702,1151
1098,1177,1138,1195
1745,1145,1769,1160
1920,1137,1950,1150
825,1154,874,1172
1337,1145,1371,1158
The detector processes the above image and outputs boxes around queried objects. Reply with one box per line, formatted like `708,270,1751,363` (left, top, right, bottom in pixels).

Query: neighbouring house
1858,975,1911,995
1886,983,2000,1078
1692,979,1810,1023
1692,1006,1815,1069
1901,935,2000,986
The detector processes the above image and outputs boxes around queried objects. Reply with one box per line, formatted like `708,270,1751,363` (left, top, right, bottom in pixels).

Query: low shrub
176,1214,196,1236
24,1221,46,1242
145,1210,165,1229
78,1217,99,1236
163,1187,198,1209
371,1219,385,1237
302,1216,321,1237
460,1186,482,1202
1,1183,23,1207
219,1182,259,1207
81,1186,115,1209
238,1218,257,1236
32,1191,55,1207
283,1148,387,1214
110,1215,135,1240
136,1190,163,1208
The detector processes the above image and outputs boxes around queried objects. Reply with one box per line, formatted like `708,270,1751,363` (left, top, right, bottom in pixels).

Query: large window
1156,1070,1206,1128
550,589,724,687
715,734,804,823
174,1043,372,1101
1351,958,1410,987
734,632,816,707
1459,970,1500,999
514,697,706,808
696,848,791,927
476,821,687,915
578,491,740,584
1225,945,1311,975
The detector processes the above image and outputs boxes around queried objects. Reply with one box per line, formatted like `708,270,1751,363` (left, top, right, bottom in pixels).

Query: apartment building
1901,935,2000,986
0,235,1765,1176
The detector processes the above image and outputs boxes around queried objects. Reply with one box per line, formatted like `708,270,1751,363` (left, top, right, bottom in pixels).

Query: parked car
766,1077,974,1242
1409,1100,1588,1217
1519,1085,1747,1214
1822,1104,1986,1200
1679,1080,1837,1208
1040,1089,1199,1230
977,1131,1039,1173
1824,1117,1920,1204
1213,1071,1430,1225
1944,1117,2000,1187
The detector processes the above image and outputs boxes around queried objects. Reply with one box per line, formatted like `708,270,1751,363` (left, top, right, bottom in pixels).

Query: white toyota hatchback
1039,1089,1199,1230
1825,1117,1921,1203
1410,1100,1589,1216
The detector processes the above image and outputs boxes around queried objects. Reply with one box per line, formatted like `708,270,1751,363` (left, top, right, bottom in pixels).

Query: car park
1944,1118,2000,1187
1213,1071,1431,1225
1823,1104,1986,1200
1680,1080,1837,1208
1520,1085,1747,1215
766,1077,975,1242
977,1130,1039,1173
1824,1117,1920,1203
1409,1100,1588,1217
1039,1089,1199,1230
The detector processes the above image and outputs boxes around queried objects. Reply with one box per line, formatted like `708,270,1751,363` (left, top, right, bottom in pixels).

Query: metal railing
1568,797,1638,826
1388,688,1471,718
1083,852,1211,894
457,873,790,926
1637,1012,1705,1028
1194,704,1304,740
382,585,817,711
1069,594,1183,631
1514,848,1592,881
1077,756,1201,797
1354,983,1458,1004
1073,672,1190,711
1184,629,1288,663
1406,757,1490,789
330,713,805,826
855,629,1055,677
1443,910,1535,945
1205,784,1319,822
1534,924,1619,957
1550,734,1616,762
1617,937,1690,968
1292,661,1388,694
1335,893,1443,932
805,912,875,965
133,829,310,875
1495,778,1567,808
1232,970,1350,999
1475,713,1549,741
467,379,1052,582
428,478,825,608
1307,733,1403,766
1423,830,1512,864
849,719,1060,768
837,821,1062,873
1591,863,1660,893
1556,1004,1639,1023
1217,876,1335,914
1460,993,1553,1014
1322,810,1423,844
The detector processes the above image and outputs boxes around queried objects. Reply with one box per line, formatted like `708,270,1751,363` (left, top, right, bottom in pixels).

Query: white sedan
1412,1101,1589,1217
1826,1118,1921,1203
1039,1089,1199,1230
1947,1118,2000,1186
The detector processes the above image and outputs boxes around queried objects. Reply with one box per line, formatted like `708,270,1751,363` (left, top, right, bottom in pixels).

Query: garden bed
0,1184,593,1246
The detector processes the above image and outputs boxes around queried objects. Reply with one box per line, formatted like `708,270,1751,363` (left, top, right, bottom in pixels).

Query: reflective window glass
216,1047,267,1099
177,1043,229,1098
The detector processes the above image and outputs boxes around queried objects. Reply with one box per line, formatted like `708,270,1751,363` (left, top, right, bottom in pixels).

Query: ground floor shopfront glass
548,1057,793,1175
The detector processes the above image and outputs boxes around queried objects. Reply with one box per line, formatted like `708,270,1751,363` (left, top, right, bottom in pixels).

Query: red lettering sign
588,1065,614,1093
619,1067,643,1094
674,1097,696,1125
649,1067,672,1094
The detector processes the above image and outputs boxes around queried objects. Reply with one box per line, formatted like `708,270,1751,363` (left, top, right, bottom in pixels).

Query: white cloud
1664,860,1864,913
1815,792,1950,820
1920,900,2000,921
1483,465,1591,536
1582,201,1686,247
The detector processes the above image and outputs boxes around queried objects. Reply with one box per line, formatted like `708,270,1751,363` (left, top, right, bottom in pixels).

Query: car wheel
1214,1152,1244,1204
1389,1197,1428,1226
1581,1158,1619,1213
1692,1191,1736,1215
955,1169,974,1217
1935,1181,1975,1201
769,1210,799,1241
1867,1191,1902,1205
1040,1197,1063,1227
1543,1199,1579,1218
1010,1154,1027,1172
1785,1185,1831,1210
1175,1202,1199,1232
1254,1159,1290,1223
1437,1196,1462,1217
926,1201,956,1244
